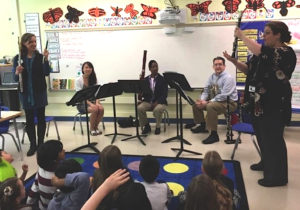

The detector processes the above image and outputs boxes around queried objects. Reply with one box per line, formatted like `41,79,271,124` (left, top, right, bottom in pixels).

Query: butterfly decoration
88,7,106,17
140,4,159,19
245,0,267,12
43,7,63,24
186,1,212,16
297,5,300,8
222,0,241,13
65,5,84,23
272,0,295,16
125,3,139,18
111,6,123,17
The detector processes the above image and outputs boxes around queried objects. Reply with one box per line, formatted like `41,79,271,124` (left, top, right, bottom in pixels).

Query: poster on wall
24,13,42,53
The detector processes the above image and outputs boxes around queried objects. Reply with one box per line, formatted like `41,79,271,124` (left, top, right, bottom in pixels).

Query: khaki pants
137,102,167,128
192,101,237,131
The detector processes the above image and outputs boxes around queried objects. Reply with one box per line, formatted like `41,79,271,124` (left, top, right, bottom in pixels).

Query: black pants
252,112,288,183
25,107,46,147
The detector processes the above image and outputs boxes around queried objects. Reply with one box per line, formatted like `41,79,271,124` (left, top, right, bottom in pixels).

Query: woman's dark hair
265,21,292,43
20,33,38,57
139,155,160,183
81,61,97,86
0,177,20,210
185,174,219,210
202,151,223,180
37,140,63,171
55,159,82,193
148,60,157,69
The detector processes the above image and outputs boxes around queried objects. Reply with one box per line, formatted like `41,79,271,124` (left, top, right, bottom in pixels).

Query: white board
48,25,237,88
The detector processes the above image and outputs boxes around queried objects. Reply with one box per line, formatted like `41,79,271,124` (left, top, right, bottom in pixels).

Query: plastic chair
230,106,261,160
0,106,21,152
21,116,60,144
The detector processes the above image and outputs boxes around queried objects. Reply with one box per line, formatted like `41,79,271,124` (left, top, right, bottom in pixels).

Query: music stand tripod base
71,142,100,154
171,148,202,160
121,134,147,146
162,136,191,145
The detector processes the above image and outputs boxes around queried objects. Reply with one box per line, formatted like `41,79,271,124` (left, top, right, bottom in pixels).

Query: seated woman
75,61,104,136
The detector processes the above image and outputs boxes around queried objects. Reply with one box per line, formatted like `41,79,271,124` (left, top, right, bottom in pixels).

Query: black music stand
162,72,201,159
94,82,131,144
66,85,100,153
118,80,151,146
162,72,194,145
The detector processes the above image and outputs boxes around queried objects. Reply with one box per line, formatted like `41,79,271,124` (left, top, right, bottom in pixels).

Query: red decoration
43,8,63,24
272,0,295,16
140,4,159,19
222,0,241,13
186,1,212,16
111,6,123,17
88,7,106,17
125,3,139,18
65,5,84,23
245,0,267,11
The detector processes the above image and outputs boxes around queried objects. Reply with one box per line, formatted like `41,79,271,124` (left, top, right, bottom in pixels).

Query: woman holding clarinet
224,21,296,187
12,33,51,156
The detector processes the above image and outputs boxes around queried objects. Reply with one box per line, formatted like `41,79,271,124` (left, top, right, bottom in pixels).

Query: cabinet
0,64,20,111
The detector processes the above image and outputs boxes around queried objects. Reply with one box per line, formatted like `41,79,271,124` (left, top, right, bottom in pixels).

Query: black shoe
191,125,208,133
142,124,151,134
258,179,287,187
185,123,196,129
202,133,219,144
27,146,37,156
155,128,161,135
250,161,264,171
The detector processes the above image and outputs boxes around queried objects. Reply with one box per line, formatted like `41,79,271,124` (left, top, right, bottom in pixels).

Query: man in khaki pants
185,57,238,144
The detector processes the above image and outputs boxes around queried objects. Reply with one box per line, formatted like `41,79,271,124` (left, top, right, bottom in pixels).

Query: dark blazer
13,52,50,94
142,73,168,105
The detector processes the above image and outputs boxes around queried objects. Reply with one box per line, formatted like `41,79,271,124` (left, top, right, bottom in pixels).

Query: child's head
55,159,82,193
0,177,26,210
139,155,160,183
98,145,123,178
37,140,64,171
0,150,14,163
185,174,219,210
202,150,224,179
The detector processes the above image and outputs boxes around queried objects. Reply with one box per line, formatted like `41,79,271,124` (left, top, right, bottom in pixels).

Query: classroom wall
1,0,300,121
0,0,19,58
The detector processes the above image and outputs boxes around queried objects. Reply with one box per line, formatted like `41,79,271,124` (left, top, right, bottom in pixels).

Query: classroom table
0,111,23,160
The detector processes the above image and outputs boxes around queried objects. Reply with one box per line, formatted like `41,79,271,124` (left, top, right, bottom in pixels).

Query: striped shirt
26,167,57,210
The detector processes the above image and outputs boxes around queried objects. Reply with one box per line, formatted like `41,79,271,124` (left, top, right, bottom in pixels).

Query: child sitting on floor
48,159,90,210
0,177,32,210
0,149,28,182
26,140,65,210
139,155,172,210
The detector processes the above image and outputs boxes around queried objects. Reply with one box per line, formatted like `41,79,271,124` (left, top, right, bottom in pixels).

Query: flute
18,37,23,93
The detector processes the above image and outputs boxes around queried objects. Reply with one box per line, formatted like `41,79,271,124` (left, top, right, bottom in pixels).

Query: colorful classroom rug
25,152,249,210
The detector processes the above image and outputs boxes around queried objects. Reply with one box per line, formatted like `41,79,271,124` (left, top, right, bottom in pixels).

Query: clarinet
231,11,244,58
138,50,147,101
18,37,24,93
225,96,233,142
